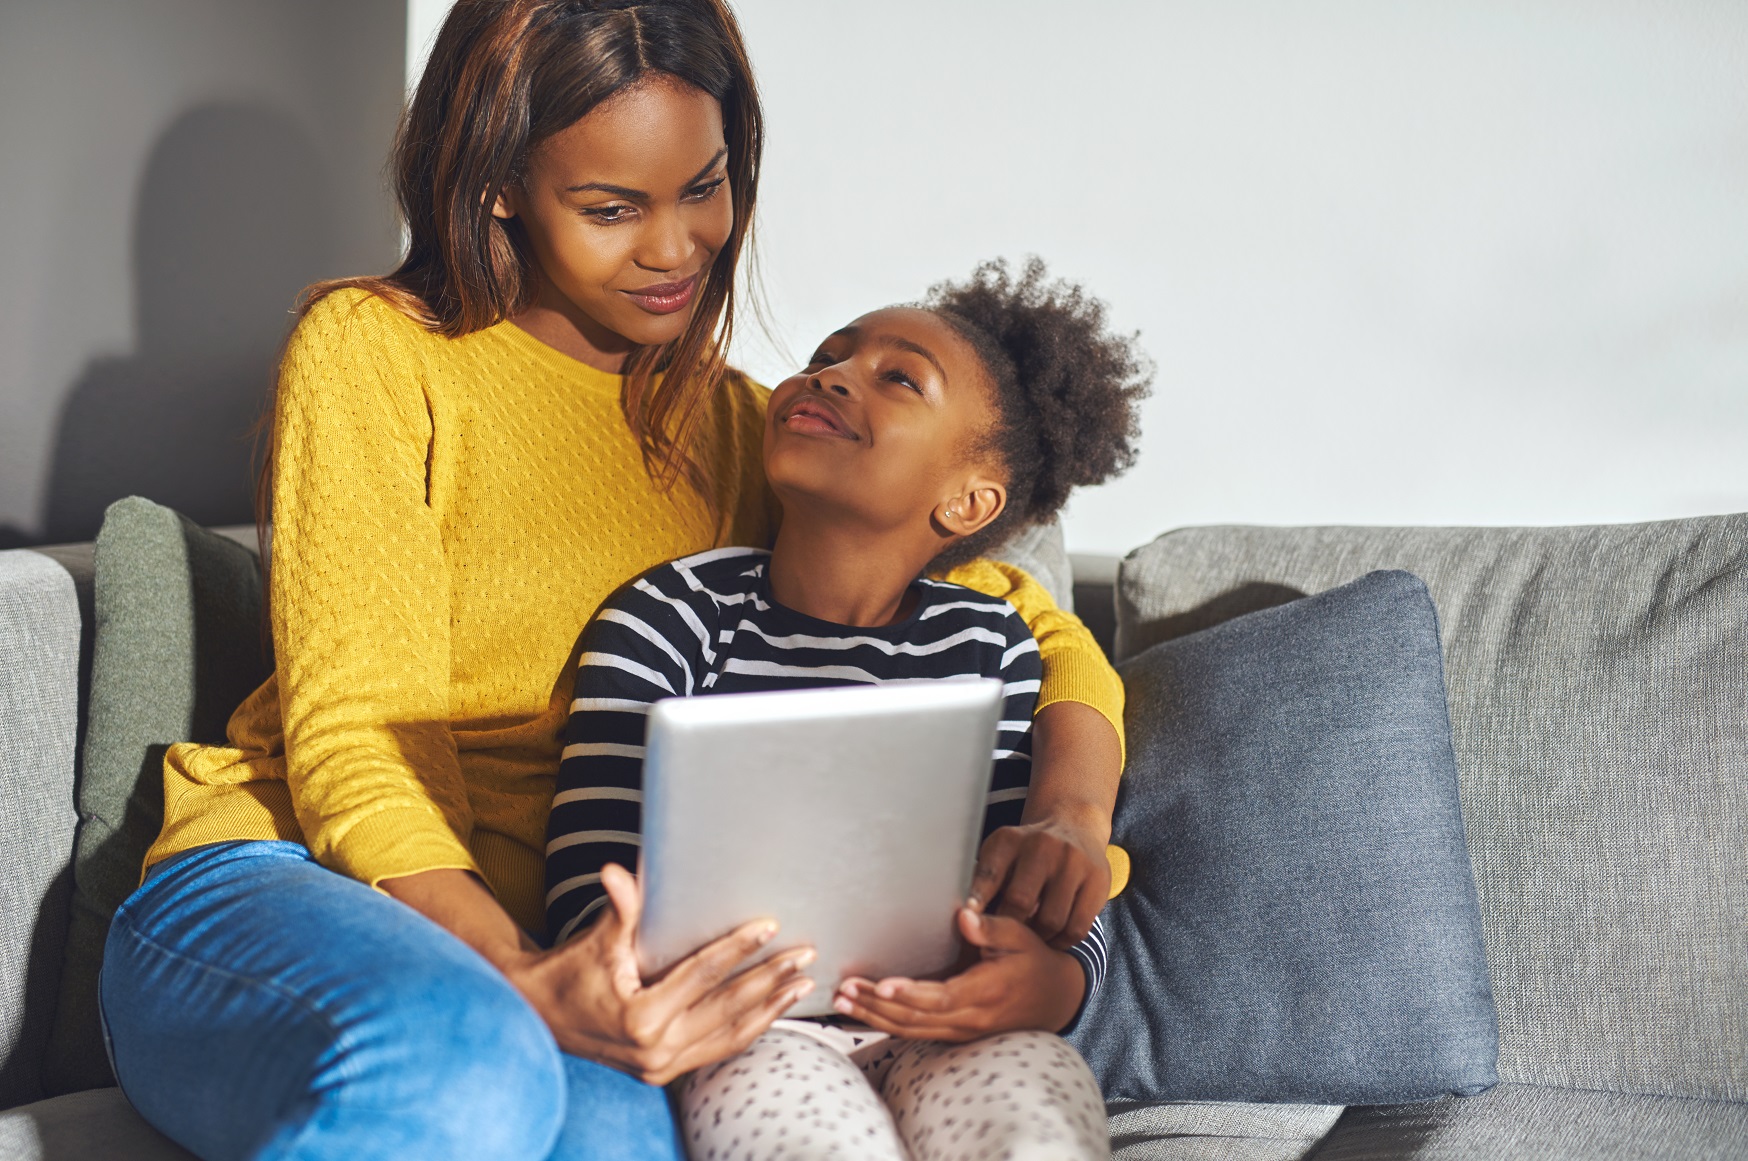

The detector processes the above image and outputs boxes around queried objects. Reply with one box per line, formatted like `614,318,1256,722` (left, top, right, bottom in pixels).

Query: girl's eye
687,177,726,202
883,369,923,394
582,204,635,224
806,350,833,369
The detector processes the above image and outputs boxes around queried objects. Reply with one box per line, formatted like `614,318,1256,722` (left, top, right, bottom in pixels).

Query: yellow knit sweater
145,288,1124,933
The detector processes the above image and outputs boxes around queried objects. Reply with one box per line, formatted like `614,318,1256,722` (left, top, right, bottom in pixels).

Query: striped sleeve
543,569,716,943
1065,913,1109,1017
981,608,1041,837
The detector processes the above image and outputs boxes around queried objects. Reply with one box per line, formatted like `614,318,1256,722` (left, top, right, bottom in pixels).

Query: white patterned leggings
677,1024,1110,1161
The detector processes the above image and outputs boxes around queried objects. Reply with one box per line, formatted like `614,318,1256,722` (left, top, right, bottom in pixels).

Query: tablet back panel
637,679,1003,1016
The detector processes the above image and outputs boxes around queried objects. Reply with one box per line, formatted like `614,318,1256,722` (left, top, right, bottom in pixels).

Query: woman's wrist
379,868,537,972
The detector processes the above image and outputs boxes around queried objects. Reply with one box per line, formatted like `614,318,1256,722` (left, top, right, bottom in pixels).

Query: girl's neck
765,511,935,629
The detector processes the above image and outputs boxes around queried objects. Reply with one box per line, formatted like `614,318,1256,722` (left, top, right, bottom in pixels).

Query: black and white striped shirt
544,547,1108,1001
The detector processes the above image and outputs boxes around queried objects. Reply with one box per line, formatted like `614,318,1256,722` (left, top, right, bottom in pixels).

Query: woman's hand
969,700,1121,948
969,819,1110,949
831,907,1085,1041
383,864,814,1085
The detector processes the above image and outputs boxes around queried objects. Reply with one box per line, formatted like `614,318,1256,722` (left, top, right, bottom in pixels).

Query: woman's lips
623,274,698,315
782,397,858,439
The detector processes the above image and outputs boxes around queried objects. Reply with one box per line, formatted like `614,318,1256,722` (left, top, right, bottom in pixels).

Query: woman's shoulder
288,285,437,364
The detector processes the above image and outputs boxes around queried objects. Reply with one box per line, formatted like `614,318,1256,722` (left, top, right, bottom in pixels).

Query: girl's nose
809,370,853,398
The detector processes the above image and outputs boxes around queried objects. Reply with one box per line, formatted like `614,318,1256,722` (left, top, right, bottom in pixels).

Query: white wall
414,1,1748,556
0,0,405,545
733,0,1748,555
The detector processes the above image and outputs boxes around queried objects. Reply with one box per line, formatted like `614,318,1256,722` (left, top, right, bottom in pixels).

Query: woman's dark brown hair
256,0,763,558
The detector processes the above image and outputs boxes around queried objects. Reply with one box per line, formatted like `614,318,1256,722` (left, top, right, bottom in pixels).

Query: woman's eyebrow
565,148,728,199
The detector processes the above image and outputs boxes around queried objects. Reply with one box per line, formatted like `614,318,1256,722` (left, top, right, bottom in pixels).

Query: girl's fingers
833,993,975,1041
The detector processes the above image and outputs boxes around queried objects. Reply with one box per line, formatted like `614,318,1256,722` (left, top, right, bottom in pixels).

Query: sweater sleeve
270,292,477,890
545,568,714,942
940,559,1125,757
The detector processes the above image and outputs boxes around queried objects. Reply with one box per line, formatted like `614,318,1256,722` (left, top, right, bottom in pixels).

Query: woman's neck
765,512,935,628
511,282,635,373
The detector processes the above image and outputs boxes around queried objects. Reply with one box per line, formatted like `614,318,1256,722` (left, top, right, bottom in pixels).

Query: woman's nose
635,207,692,272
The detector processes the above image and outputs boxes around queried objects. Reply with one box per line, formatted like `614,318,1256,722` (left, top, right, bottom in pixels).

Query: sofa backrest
1114,516,1748,1104
0,550,86,1110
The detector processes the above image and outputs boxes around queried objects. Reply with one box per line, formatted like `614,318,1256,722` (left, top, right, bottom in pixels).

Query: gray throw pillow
1068,570,1498,1105
42,497,269,1094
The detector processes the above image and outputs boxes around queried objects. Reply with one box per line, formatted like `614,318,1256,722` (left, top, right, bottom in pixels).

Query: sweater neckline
491,318,627,394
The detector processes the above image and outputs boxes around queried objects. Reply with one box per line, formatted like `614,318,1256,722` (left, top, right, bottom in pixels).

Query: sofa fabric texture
1305,1082,1748,1161
0,553,83,1111
1072,570,1498,1105
1115,518,1748,1104
1107,1099,1342,1161
42,498,270,1095
0,1090,193,1161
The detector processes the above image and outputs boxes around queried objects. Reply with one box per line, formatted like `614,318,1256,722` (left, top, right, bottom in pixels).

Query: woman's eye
805,350,833,369
582,204,634,223
883,370,923,394
686,177,726,202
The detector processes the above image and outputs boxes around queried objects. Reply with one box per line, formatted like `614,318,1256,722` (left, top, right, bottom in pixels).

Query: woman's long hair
254,0,763,567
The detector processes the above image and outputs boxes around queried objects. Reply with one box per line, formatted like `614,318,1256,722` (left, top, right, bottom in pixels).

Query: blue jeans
100,841,682,1161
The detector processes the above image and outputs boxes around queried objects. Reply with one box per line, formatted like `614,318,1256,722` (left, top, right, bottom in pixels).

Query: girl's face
494,75,733,358
764,307,1009,543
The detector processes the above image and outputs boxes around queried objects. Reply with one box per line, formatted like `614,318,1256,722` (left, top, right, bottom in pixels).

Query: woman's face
494,75,733,356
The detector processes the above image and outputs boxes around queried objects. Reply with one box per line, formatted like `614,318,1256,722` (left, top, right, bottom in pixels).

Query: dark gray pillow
1068,569,1498,1105
42,497,269,1094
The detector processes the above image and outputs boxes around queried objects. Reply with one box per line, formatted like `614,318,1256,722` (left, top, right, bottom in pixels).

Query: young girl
548,258,1149,1160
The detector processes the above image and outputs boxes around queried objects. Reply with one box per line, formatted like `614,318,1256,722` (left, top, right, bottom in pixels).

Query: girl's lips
623,275,698,315
782,397,858,439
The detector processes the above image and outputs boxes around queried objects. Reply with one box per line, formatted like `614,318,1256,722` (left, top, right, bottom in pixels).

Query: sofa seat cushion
1108,1099,1342,1160
1306,1083,1748,1160
0,1089,194,1161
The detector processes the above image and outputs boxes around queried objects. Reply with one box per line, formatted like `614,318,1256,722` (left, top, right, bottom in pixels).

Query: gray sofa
2,514,1744,1159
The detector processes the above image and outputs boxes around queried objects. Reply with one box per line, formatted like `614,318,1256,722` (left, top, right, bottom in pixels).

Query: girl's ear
934,478,1007,540
490,185,519,221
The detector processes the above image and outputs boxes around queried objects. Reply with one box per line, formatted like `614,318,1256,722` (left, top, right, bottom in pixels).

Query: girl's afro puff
926,257,1151,570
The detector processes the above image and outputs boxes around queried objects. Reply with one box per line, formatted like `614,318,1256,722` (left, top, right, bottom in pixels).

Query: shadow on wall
40,102,339,544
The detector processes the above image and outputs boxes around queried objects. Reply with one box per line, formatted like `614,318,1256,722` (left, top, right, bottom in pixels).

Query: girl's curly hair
925,257,1151,569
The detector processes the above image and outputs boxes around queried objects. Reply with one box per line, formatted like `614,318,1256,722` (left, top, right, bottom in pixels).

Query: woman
100,3,1123,1159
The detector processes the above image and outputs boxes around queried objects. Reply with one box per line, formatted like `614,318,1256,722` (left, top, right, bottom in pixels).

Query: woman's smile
622,273,700,315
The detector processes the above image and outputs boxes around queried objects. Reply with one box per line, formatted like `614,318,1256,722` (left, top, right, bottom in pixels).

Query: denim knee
320,965,568,1161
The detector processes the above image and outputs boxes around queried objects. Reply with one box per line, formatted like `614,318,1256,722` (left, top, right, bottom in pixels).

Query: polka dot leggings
677,1026,1109,1160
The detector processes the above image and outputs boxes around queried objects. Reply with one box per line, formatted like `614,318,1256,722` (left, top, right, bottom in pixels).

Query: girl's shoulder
292,285,433,351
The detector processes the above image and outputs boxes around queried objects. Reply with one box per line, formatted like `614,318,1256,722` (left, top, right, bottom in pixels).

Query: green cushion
42,497,269,1094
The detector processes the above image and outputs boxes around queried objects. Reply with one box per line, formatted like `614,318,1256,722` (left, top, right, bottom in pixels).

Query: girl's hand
508,864,816,1085
831,907,1085,1041
969,818,1111,949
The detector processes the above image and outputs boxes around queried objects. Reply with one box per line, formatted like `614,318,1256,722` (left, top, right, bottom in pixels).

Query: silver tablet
635,678,1003,1017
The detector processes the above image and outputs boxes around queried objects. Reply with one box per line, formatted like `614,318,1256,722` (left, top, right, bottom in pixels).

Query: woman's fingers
968,828,1022,911
1029,862,1083,946
1049,879,1104,950
650,917,781,1002
994,836,1064,923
